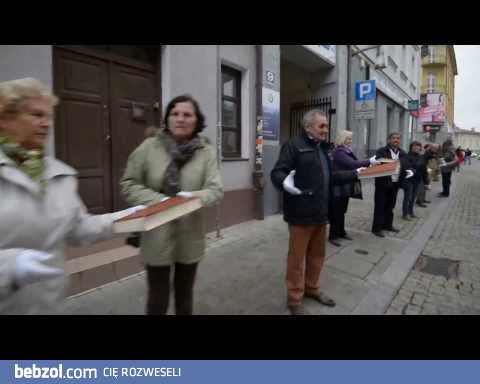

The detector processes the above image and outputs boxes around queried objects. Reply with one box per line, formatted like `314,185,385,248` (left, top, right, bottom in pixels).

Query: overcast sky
454,45,480,131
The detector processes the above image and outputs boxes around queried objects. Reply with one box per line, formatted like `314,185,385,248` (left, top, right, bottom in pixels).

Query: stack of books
113,196,202,233
357,161,400,180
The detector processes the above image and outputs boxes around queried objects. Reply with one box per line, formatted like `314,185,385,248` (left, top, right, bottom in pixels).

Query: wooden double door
53,45,161,213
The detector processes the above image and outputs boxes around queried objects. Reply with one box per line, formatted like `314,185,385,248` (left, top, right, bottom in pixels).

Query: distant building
417,45,458,144
349,45,422,156
453,126,480,152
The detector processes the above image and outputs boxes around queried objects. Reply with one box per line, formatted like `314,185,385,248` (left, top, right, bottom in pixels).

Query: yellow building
420,45,458,141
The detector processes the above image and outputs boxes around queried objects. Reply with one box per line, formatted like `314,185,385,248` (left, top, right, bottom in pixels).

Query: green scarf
0,133,45,182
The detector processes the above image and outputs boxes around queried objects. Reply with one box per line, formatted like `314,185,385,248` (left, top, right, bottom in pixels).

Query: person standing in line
0,78,144,314
121,95,223,315
439,140,459,198
371,132,413,238
401,141,427,221
270,110,365,315
328,129,380,246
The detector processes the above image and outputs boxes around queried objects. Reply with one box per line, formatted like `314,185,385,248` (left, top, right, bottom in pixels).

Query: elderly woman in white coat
0,78,144,314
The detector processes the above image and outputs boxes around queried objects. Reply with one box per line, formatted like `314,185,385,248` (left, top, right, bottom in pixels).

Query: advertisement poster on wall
262,87,280,142
418,93,446,124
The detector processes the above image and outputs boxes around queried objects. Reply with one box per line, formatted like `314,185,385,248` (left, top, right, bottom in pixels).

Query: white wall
358,45,421,107
220,45,256,191
161,45,218,145
162,45,256,192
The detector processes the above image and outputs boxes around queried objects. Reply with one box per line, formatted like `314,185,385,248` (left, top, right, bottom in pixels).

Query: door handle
105,134,111,141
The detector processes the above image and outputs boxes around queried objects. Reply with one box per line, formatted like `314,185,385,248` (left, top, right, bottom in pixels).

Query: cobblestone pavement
387,160,480,315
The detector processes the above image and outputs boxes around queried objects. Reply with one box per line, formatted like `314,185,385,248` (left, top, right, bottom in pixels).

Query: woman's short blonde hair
0,77,58,117
335,130,353,146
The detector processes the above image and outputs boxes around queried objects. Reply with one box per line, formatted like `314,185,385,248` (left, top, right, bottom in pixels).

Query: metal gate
289,96,335,141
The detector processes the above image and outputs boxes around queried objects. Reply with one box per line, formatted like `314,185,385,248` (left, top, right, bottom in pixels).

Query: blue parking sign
354,80,376,120
355,80,376,101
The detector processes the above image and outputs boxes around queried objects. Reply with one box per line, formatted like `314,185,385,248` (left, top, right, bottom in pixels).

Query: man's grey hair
387,131,401,140
302,109,327,129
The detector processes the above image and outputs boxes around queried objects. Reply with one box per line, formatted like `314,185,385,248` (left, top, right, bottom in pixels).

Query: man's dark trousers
372,185,399,232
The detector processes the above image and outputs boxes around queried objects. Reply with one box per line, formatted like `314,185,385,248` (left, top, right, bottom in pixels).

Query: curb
352,182,456,314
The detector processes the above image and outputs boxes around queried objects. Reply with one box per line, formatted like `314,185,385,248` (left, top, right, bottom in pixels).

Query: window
428,46,435,63
427,73,436,93
388,56,398,72
411,56,416,80
221,66,242,158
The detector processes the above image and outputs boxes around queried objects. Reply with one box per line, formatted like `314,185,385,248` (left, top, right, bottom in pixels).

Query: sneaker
402,215,411,221
372,231,385,238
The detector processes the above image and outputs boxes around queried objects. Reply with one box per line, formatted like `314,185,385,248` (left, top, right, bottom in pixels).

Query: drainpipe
346,45,352,131
215,45,222,238
253,45,265,220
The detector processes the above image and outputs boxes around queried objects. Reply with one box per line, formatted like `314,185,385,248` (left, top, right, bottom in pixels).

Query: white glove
369,156,381,166
111,205,146,221
15,249,63,287
282,171,302,195
425,184,431,190
177,191,194,198
405,170,414,179
427,168,432,174
356,167,368,175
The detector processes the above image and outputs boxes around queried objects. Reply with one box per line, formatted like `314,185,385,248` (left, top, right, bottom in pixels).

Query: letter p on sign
355,80,376,102
359,83,372,99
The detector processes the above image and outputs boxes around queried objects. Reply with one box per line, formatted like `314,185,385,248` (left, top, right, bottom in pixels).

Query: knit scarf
161,132,202,197
0,133,45,182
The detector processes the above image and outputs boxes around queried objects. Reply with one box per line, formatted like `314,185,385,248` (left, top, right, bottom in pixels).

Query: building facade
0,45,430,292
418,45,458,144
0,45,348,291
349,45,422,157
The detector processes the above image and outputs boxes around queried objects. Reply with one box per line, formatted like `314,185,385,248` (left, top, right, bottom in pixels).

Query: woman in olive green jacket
121,95,223,315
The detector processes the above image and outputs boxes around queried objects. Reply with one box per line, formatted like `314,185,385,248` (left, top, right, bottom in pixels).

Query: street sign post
408,100,419,111
354,80,376,120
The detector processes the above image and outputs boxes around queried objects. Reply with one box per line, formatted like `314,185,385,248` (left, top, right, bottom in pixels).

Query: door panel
53,48,112,214
110,63,159,211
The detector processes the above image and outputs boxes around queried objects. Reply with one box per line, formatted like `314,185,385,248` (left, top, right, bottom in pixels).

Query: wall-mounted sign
262,87,280,142
408,100,419,111
266,70,275,84
354,80,376,120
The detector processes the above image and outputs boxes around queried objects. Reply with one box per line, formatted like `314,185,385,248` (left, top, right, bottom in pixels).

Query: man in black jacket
416,143,439,206
372,132,413,238
270,110,364,315
401,141,427,220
